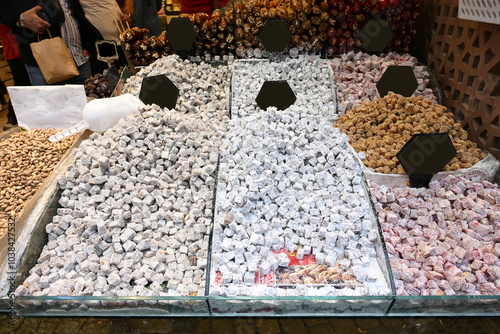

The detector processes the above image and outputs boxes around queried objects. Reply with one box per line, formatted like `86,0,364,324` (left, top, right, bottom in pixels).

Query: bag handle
37,29,53,42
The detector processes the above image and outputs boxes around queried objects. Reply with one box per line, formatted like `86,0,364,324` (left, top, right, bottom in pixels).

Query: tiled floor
0,316,500,334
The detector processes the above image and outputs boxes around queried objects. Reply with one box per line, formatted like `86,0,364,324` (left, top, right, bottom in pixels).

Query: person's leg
144,0,162,36
66,61,92,84
25,64,48,86
7,58,31,87
5,58,31,125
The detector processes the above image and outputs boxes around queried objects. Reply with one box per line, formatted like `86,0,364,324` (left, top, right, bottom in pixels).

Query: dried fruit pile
181,9,236,58
234,0,328,58
120,27,172,66
336,92,486,174
84,72,112,99
326,0,424,55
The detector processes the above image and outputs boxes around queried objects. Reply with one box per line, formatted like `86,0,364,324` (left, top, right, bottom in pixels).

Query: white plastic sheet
7,85,87,131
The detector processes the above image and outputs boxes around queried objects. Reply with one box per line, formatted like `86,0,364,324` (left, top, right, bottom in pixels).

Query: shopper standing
79,0,134,74
132,0,162,36
0,23,31,130
0,0,102,85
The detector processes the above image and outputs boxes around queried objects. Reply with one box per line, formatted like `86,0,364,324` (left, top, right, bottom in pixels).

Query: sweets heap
336,92,485,174
329,51,438,114
211,107,391,297
16,107,225,297
371,176,500,296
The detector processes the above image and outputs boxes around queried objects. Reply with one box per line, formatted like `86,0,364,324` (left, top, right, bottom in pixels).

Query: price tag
259,19,292,53
166,17,197,52
359,19,393,52
256,81,296,111
139,75,179,110
396,133,457,188
377,66,418,98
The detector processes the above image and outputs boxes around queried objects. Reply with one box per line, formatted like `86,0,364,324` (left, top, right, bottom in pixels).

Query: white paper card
7,85,87,131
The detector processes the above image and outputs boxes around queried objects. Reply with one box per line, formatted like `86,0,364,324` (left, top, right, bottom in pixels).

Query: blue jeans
25,61,91,85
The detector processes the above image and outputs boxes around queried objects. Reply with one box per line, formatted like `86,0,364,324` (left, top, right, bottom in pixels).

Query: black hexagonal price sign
256,81,296,111
359,19,393,52
166,17,197,52
377,66,418,98
139,75,179,110
397,133,457,188
259,19,292,53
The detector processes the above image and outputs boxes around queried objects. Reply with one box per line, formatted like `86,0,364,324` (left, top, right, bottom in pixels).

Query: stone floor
0,316,499,334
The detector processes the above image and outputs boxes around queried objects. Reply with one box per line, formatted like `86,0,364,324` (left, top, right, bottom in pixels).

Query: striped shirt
59,0,88,66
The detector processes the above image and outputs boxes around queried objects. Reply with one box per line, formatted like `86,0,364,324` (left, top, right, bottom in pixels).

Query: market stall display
0,129,77,237
335,92,486,174
0,0,498,314
370,176,500,296
210,107,392,298
328,51,438,114
231,56,336,119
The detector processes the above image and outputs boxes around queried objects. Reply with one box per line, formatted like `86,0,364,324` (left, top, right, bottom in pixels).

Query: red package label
254,270,275,285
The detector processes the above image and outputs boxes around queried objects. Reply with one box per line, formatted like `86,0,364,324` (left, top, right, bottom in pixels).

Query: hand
120,13,132,24
23,6,51,34
83,50,89,57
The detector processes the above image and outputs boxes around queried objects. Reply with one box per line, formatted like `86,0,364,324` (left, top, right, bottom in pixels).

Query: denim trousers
25,61,91,85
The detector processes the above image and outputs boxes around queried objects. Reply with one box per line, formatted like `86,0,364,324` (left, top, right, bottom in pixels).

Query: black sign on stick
397,133,457,188
377,66,418,98
359,19,393,52
139,75,179,110
259,19,292,53
256,81,296,111
166,17,197,52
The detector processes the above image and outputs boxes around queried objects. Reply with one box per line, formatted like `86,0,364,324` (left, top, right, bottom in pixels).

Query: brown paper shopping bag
30,30,79,84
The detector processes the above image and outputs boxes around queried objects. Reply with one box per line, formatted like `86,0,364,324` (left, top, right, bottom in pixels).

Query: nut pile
232,56,336,118
181,9,236,58
120,27,172,66
326,0,423,55
0,129,76,237
336,92,486,174
210,107,390,297
329,51,438,114
234,0,327,58
371,176,500,296
124,55,230,121
16,106,225,298
277,263,360,286
84,72,112,99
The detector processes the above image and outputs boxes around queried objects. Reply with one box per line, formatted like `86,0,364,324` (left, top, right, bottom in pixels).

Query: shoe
3,119,17,131
3,123,14,131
